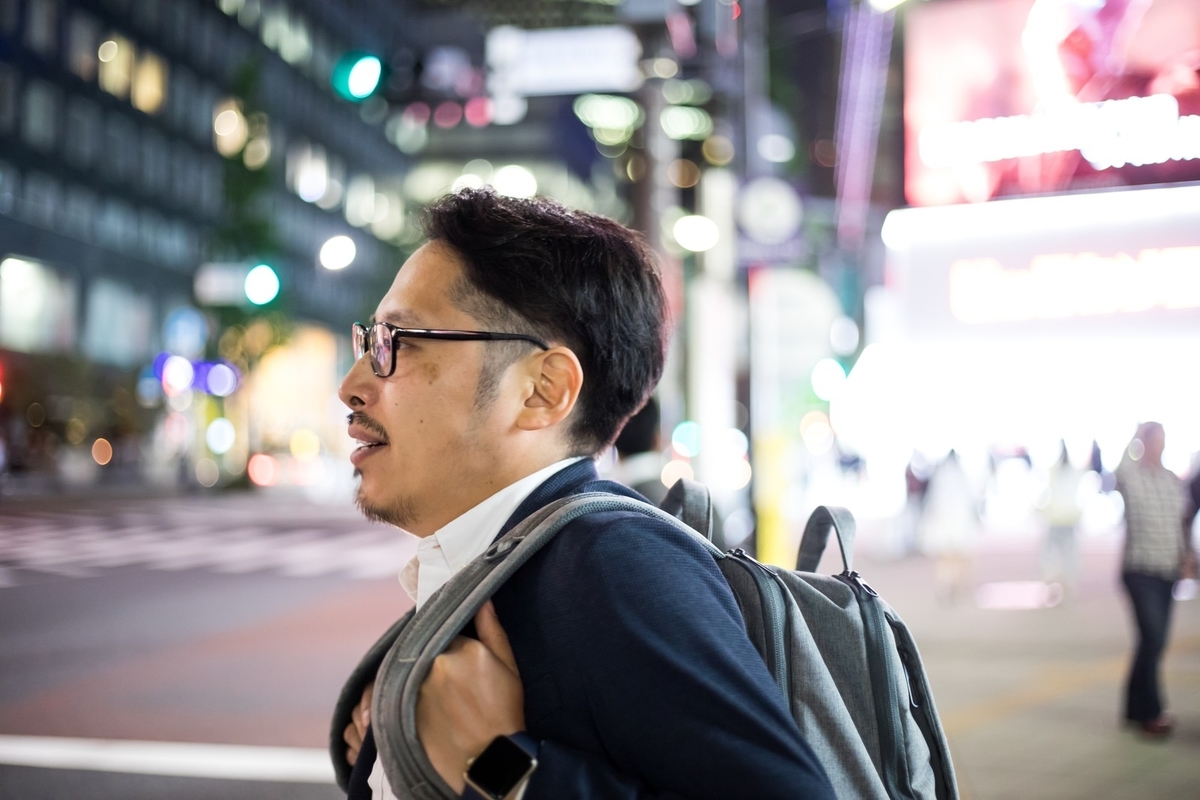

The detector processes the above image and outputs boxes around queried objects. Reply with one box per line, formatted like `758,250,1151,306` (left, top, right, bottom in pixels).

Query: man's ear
516,347,583,432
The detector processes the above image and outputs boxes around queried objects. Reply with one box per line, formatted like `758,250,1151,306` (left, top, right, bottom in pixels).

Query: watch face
466,736,534,797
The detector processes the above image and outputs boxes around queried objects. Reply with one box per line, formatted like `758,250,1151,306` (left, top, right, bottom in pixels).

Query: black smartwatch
461,732,539,800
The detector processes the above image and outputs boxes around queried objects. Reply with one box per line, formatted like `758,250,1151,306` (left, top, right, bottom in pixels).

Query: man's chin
354,480,416,529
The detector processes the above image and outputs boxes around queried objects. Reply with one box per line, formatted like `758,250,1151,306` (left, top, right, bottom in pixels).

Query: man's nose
338,356,375,410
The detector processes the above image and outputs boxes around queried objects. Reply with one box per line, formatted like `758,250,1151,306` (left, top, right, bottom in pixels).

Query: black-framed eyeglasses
352,321,550,378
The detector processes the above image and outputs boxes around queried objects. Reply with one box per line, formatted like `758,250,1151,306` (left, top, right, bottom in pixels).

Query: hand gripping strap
371,493,721,800
796,505,857,573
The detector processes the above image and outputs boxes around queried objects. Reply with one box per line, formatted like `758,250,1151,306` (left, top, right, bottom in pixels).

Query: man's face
338,242,514,535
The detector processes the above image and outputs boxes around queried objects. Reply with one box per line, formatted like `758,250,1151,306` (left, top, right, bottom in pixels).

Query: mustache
347,411,390,444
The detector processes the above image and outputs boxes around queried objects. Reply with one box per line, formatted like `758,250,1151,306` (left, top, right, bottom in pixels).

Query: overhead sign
906,0,1200,206
882,183,1200,338
486,25,642,98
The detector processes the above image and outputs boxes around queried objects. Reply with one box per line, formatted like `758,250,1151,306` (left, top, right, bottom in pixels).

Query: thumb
475,600,519,675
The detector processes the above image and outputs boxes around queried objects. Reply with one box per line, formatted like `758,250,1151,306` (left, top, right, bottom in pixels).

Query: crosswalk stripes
0,495,417,585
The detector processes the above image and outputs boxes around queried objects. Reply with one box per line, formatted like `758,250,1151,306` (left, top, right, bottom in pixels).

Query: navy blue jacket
349,459,834,799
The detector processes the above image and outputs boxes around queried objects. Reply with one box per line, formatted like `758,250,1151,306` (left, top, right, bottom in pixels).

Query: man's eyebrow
371,311,423,326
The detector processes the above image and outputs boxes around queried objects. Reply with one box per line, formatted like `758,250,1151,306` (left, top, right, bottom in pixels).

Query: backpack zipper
727,549,790,693
837,570,914,800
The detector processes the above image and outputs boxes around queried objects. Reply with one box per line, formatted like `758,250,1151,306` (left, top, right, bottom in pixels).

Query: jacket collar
497,458,600,538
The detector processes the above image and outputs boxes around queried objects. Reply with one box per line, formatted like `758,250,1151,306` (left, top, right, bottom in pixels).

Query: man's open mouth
348,416,390,458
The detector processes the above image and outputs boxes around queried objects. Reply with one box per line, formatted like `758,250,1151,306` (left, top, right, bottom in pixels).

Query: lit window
67,12,101,82
103,113,137,183
0,256,78,354
132,51,168,115
0,160,19,215
20,172,61,230
99,34,135,99
64,97,101,167
24,0,58,58
0,66,17,135
21,80,60,152
83,278,154,367
140,128,169,194
63,185,97,241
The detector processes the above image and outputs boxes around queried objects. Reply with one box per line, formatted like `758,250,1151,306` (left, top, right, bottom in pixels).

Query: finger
357,685,372,733
346,746,359,766
344,721,362,751
475,599,519,675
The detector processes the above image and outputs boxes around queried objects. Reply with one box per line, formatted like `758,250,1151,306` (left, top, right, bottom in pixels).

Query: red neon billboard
905,0,1200,206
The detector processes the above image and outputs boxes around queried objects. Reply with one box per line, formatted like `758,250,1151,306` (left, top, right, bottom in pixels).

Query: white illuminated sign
487,25,642,98
920,94,1200,172
949,247,1200,324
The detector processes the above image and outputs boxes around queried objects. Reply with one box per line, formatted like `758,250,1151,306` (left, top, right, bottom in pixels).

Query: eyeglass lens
352,324,388,377
370,324,391,377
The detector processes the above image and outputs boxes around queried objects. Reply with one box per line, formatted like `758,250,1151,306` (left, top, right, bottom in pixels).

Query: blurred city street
0,490,1196,799
3,0,1200,797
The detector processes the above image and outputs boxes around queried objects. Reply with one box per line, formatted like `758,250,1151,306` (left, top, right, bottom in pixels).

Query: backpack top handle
796,505,857,573
659,478,715,542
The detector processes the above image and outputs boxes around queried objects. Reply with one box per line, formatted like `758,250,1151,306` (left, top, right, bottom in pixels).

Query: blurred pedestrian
1114,422,1195,738
1041,441,1086,594
918,450,980,605
611,395,667,505
898,452,932,558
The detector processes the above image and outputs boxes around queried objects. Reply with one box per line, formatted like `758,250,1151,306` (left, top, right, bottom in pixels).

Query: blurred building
0,0,422,492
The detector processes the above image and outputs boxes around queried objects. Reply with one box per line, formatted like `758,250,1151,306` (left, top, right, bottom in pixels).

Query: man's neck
408,450,578,537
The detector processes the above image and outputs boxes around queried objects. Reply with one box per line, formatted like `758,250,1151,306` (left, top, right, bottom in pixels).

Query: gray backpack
330,482,957,800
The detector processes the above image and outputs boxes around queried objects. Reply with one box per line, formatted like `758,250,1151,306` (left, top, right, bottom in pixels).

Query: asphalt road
0,489,417,799
1,490,1197,799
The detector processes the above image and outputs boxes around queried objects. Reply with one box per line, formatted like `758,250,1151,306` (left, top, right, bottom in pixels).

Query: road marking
0,735,335,784
0,503,417,586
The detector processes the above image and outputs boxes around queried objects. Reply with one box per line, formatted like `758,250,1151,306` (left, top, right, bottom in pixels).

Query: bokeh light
671,420,703,457
195,458,220,488
660,459,695,488
319,235,357,270
289,429,322,461
672,215,720,252
800,410,835,455
811,358,848,401
205,363,238,397
244,265,280,305
493,165,537,198
829,316,860,356
91,438,113,466
206,418,237,455
161,356,195,396
248,453,280,487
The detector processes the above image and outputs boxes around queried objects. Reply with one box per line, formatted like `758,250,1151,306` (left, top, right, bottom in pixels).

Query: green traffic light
332,52,384,101
245,264,280,305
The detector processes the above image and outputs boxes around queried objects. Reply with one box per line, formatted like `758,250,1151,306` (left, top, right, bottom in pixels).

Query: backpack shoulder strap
372,492,719,799
329,608,413,791
658,478,715,542
796,505,857,573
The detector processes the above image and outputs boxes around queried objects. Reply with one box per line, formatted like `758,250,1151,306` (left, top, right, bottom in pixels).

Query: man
337,188,833,799
1114,422,1195,737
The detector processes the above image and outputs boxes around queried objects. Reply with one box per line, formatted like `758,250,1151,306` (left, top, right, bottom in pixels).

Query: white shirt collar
399,457,587,608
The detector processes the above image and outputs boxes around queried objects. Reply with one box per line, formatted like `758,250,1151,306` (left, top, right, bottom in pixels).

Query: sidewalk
847,537,1200,799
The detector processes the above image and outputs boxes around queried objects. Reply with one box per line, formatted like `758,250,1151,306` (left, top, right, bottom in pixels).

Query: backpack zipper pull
841,569,879,597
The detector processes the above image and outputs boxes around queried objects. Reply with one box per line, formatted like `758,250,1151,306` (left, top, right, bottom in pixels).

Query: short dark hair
423,188,668,453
